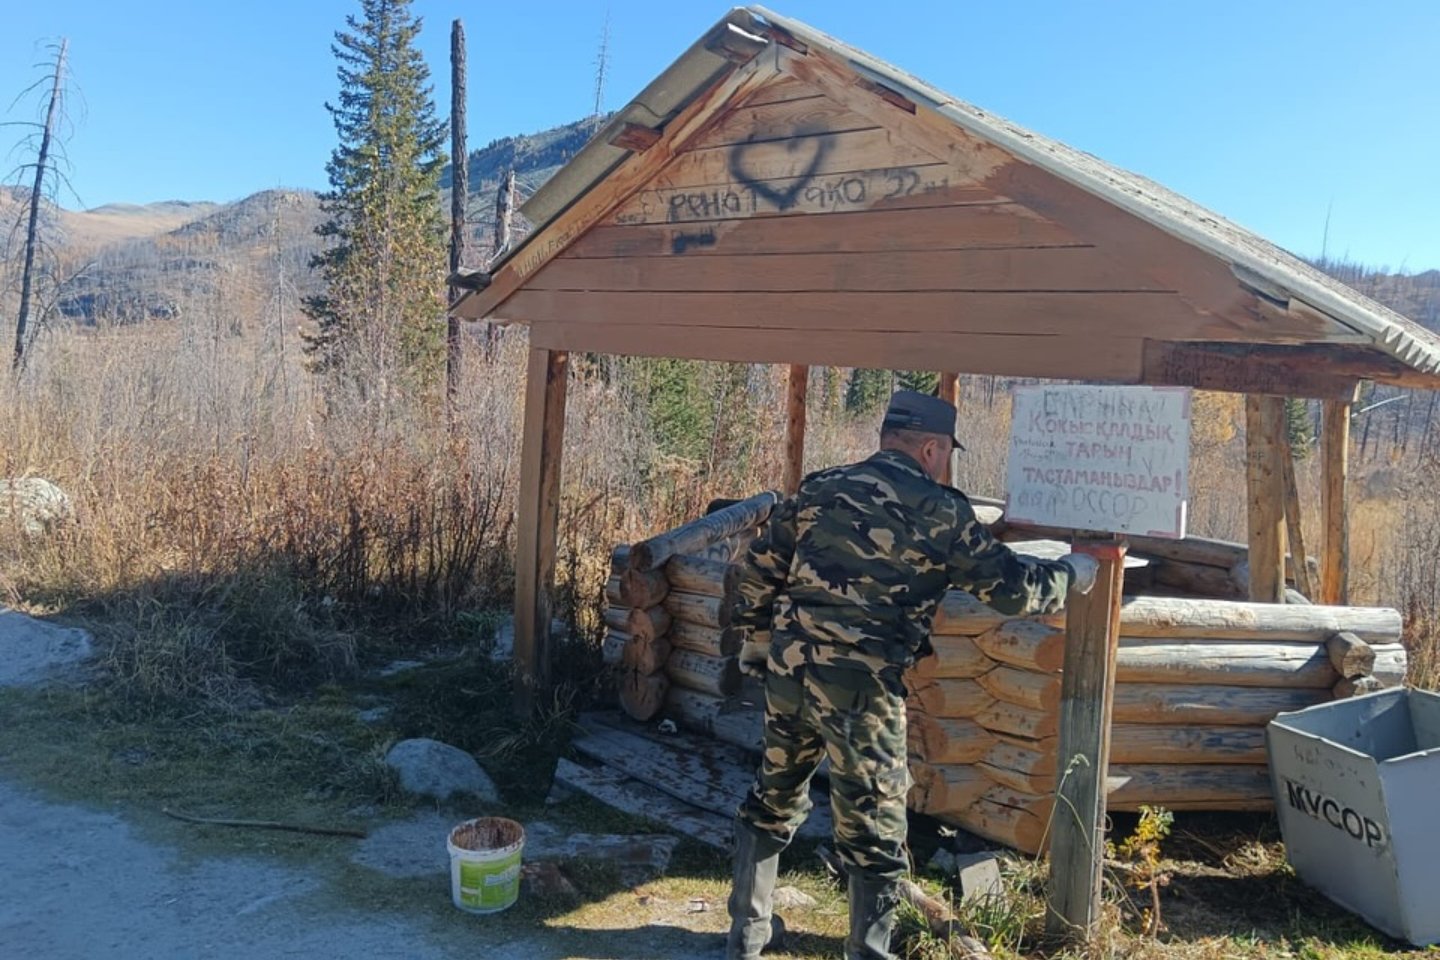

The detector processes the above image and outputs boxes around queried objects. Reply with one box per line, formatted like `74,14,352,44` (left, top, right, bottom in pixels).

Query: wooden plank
940,371,960,485
456,53,781,320
1115,640,1338,689
563,203,1080,260
1047,539,1126,938
1111,683,1328,725
571,724,832,840
661,687,764,749
513,348,568,714
1245,396,1288,603
784,364,808,495
740,73,823,108
528,321,1147,384
1321,398,1353,605
1142,342,1370,400
508,290,1210,340
1280,422,1315,601
532,247,1169,294
553,758,731,849
687,93,877,149
659,127,940,191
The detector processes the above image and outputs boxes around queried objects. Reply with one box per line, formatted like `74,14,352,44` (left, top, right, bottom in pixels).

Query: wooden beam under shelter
939,372,960,485
1245,396,1288,603
784,364,808,495
1321,394,1356,604
514,348,570,715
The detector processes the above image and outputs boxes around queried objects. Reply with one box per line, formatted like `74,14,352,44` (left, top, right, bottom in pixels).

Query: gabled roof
455,6,1440,394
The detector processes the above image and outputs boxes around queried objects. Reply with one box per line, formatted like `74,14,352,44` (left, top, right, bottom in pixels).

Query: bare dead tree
591,11,610,131
492,168,515,261
10,38,68,370
447,18,467,418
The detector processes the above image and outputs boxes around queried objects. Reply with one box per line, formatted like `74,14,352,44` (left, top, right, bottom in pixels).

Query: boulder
384,739,498,802
0,478,73,537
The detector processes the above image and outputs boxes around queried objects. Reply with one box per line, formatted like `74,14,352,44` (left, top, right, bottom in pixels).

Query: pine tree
845,368,890,415
897,370,939,395
1286,397,1315,458
304,0,448,393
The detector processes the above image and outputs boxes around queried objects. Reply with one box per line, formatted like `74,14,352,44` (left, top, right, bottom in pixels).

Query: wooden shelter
450,7,1440,709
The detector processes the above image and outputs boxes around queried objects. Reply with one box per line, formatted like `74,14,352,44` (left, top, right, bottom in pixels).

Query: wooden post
939,372,960,485
1321,396,1354,605
445,20,467,418
783,364,808,495
1047,537,1127,939
514,348,569,715
1245,396,1287,603
1279,418,1314,601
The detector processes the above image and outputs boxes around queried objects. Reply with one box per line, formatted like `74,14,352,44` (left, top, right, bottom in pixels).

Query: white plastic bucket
447,817,525,914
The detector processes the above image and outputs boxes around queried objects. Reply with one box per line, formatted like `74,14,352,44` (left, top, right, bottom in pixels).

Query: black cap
882,390,965,450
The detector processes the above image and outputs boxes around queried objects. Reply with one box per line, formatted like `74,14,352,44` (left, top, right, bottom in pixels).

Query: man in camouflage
725,390,1098,960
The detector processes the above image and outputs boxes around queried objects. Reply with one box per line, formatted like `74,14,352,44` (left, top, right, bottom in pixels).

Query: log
1371,644,1407,685
1334,676,1384,698
625,605,673,645
688,530,758,564
1280,434,1316,602
663,687,762,747
974,699,1057,739
978,740,1055,795
605,577,623,606
907,762,991,815
1113,597,1403,643
907,713,995,764
972,620,1065,674
784,364,808,496
669,620,738,657
1326,632,1375,679
932,592,1017,637
1151,559,1244,600
665,649,740,697
1004,521,1322,580
601,629,627,667
610,545,630,576
897,878,995,960
664,590,728,629
961,786,1051,854
603,605,630,633
911,634,995,679
978,665,1061,712
663,554,730,597
1246,394,1288,603
1111,683,1327,726
620,566,670,608
1106,763,1273,811
1321,397,1353,605
620,669,669,721
623,632,673,676
630,491,779,570
1114,640,1338,689
1109,723,1268,764
907,678,986,719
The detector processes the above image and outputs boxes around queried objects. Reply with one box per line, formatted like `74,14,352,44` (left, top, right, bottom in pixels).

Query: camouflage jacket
731,449,1073,675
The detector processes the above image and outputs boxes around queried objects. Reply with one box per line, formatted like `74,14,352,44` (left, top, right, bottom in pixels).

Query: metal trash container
1267,687,1440,946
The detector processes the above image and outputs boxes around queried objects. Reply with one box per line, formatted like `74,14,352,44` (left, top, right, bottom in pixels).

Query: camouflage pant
737,661,910,880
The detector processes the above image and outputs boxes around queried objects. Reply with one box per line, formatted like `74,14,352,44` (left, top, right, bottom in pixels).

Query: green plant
1108,805,1175,937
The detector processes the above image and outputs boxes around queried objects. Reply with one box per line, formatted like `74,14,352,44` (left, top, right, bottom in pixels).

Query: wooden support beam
784,364,808,494
1245,396,1288,603
939,372,960,484
1321,396,1354,605
514,348,569,715
1279,413,1315,601
1047,538,1126,939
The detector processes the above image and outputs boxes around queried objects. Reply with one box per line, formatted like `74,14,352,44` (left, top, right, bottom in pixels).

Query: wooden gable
461,30,1420,399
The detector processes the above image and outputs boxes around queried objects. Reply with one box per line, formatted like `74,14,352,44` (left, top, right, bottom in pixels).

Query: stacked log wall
908,588,1406,853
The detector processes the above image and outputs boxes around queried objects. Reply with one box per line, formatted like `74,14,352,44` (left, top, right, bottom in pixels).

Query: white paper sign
1005,385,1191,539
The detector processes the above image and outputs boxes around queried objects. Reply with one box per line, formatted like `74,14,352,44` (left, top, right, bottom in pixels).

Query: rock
0,478,73,537
772,885,817,910
929,849,1003,906
384,739,498,802
0,608,93,688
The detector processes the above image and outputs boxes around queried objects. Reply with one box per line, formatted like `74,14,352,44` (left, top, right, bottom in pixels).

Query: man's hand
1060,554,1099,595
738,629,771,679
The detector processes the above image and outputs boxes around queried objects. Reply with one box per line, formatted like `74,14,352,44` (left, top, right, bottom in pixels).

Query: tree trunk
14,38,67,370
446,21,466,416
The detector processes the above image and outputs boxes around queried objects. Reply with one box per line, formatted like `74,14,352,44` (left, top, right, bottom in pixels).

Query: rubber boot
725,820,787,959
845,870,900,960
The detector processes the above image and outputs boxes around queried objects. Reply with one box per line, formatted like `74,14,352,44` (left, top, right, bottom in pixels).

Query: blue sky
3,0,1437,270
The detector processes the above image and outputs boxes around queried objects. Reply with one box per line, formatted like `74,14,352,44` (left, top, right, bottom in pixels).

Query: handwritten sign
1005,385,1191,538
